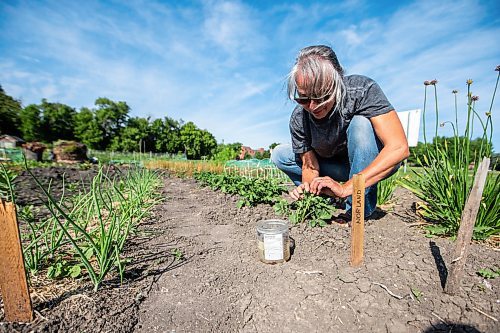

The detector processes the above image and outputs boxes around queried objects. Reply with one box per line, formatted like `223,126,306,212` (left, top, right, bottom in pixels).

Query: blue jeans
271,116,398,217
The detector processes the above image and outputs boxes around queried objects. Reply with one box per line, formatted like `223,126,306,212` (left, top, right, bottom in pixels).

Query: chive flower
471,95,479,101
452,89,458,94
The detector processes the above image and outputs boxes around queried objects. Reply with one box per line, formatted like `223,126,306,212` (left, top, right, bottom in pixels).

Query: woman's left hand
310,176,345,198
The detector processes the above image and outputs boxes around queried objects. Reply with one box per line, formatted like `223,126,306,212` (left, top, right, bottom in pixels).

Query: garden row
1,162,164,291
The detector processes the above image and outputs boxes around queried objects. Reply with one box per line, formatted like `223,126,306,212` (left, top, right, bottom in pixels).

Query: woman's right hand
290,182,310,200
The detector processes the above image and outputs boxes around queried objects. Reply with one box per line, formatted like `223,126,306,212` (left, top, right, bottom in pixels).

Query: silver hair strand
287,45,346,112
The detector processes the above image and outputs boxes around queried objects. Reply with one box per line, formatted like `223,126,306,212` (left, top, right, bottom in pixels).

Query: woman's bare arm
311,111,409,198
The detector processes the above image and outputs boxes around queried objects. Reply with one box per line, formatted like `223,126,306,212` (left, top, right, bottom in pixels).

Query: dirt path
1,172,499,332
134,177,500,333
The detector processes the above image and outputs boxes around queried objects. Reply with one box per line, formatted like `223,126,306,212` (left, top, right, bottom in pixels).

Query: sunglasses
293,88,331,105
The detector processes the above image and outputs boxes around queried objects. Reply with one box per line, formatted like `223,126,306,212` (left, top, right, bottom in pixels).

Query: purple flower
424,80,430,86
430,79,438,85
471,95,479,101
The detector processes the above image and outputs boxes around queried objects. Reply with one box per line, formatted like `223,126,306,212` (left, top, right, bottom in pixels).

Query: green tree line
408,136,497,170
1,85,253,160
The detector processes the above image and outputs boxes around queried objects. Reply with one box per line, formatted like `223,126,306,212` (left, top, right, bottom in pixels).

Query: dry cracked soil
0,166,499,333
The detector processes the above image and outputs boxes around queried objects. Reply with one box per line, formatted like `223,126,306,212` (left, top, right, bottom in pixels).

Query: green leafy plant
172,248,185,261
477,268,500,279
194,171,286,207
411,287,423,301
274,191,335,227
47,259,83,279
401,69,500,240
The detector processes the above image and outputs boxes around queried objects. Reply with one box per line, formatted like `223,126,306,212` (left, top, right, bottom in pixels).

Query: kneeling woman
271,45,409,220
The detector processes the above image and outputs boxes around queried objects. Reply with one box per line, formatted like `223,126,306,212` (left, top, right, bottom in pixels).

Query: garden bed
1,168,499,332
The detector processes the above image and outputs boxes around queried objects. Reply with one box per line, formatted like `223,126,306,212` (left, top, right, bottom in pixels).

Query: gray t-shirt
289,74,393,159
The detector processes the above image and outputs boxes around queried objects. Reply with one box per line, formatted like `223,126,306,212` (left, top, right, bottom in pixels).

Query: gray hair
287,45,346,112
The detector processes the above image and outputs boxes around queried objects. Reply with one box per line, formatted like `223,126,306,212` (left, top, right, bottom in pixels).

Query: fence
223,159,290,181
0,148,24,162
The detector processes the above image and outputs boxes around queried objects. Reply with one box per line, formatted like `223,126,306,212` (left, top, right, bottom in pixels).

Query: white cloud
1,0,498,150
202,0,264,61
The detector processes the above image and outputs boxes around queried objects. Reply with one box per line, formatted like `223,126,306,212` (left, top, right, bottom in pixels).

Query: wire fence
223,159,290,182
144,158,291,183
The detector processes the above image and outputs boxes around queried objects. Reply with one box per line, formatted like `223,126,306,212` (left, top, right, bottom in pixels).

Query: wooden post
445,157,490,295
0,200,33,322
350,173,365,267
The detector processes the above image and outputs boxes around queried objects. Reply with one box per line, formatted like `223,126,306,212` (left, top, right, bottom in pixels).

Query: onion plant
0,163,17,202
24,160,163,290
401,67,499,239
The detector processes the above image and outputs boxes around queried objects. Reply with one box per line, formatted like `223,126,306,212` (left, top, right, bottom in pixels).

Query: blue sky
1,0,499,151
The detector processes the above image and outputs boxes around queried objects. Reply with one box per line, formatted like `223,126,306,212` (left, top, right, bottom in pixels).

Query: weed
172,248,185,261
477,267,500,279
411,287,423,301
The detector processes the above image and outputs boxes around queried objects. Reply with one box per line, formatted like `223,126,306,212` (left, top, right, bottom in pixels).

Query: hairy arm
289,150,320,200
301,150,320,183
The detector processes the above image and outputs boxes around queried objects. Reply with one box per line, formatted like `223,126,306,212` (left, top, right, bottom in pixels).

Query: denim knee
271,144,291,169
271,144,302,185
347,116,380,151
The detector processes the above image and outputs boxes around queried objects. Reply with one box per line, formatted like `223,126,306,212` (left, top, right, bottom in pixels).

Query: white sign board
397,109,421,147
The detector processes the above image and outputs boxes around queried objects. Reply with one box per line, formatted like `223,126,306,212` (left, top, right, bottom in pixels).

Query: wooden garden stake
445,157,490,295
0,199,33,322
350,173,365,267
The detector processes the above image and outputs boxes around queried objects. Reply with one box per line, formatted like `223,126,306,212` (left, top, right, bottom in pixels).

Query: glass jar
256,219,290,264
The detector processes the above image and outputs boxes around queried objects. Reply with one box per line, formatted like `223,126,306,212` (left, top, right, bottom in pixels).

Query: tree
269,142,280,150
0,85,22,136
74,107,103,149
254,150,271,159
111,116,151,152
179,122,217,159
19,104,43,141
211,142,242,161
409,136,493,166
94,97,130,150
150,117,182,154
39,99,76,142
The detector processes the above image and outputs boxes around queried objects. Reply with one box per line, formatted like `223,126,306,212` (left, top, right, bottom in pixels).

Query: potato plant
193,171,287,207
274,191,335,227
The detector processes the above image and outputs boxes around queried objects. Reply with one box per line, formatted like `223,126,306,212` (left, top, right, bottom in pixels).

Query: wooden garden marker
445,157,490,295
350,173,365,267
0,199,33,322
